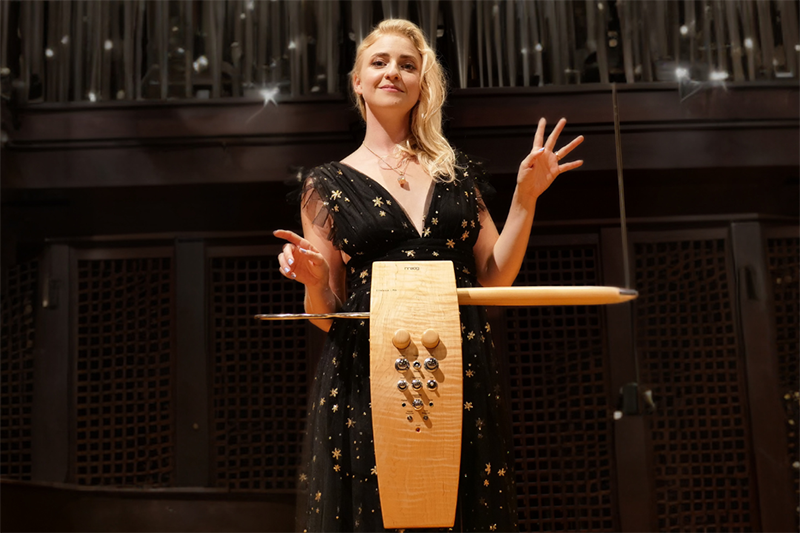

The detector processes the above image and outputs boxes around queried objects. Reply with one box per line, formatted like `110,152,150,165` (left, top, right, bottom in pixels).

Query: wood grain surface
456,286,637,306
369,261,462,529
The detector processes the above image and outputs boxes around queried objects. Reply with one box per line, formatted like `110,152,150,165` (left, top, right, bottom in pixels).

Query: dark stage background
1,1,798,531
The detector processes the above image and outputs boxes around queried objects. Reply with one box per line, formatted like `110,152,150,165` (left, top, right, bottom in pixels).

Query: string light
259,87,279,107
193,55,208,73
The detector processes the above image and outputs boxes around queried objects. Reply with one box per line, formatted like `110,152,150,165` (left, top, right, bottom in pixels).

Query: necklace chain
362,143,410,185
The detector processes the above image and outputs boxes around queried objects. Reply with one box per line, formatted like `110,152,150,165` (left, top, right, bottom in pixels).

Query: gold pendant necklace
362,143,411,186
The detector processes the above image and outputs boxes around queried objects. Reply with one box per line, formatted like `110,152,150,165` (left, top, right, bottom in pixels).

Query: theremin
257,260,637,529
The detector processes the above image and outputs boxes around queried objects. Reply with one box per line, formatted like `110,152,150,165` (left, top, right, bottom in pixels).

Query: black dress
296,157,519,532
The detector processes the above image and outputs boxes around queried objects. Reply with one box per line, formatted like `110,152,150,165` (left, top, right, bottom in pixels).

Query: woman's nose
385,62,400,78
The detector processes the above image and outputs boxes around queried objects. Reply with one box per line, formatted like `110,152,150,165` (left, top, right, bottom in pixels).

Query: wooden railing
1,0,798,104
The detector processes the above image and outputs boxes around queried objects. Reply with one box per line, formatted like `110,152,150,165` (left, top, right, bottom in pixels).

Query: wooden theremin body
369,261,463,529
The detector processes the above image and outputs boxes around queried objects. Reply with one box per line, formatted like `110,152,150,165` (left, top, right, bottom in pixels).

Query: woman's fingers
273,229,318,253
277,251,296,279
554,135,584,162
531,117,546,151
558,160,584,173
520,147,545,169
298,246,325,265
282,242,296,269
275,233,330,285
530,117,576,156
273,228,299,242
544,118,567,151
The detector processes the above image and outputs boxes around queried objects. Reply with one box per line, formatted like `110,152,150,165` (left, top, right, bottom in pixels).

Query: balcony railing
1,0,797,104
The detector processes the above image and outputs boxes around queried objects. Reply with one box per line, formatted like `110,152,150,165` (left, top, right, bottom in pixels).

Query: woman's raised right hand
273,229,330,289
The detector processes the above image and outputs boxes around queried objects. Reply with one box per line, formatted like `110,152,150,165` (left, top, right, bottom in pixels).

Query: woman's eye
372,60,385,67
402,64,416,70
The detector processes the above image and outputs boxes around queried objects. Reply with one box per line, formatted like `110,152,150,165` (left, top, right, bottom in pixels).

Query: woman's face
354,34,422,118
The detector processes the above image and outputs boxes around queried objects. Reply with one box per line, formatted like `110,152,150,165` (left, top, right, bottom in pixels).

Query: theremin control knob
427,379,438,390
424,357,439,371
392,329,411,350
421,329,440,349
395,358,410,372
397,380,408,391
411,379,423,390
412,399,424,410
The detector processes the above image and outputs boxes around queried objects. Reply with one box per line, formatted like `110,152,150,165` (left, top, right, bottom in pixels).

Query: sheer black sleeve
455,150,496,212
288,165,341,248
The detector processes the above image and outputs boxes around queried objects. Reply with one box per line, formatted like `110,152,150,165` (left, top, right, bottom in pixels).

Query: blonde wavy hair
351,19,458,183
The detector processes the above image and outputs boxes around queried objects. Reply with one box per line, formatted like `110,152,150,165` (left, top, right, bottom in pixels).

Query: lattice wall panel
635,239,755,532
210,256,307,491
75,258,175,486
0,261,38,481
766,235,800,528
506,246,616,532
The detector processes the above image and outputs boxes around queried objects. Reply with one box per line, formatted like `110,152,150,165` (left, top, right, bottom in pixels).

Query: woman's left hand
517,117,584,201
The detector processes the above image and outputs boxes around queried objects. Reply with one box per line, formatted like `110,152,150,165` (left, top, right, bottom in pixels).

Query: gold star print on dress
295,157,518,532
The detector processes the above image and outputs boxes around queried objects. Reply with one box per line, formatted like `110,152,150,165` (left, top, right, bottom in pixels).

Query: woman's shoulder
305,161,341,176
452,148,482,166
307,160,369,176
451,149,489,179
300,162,353,187
300,161,365,198
450,148,494,206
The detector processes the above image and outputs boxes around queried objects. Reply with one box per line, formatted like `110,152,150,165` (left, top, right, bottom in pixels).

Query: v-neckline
335,162,437,238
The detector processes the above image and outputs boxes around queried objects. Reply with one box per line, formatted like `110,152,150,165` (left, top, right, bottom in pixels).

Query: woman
274,19,583,532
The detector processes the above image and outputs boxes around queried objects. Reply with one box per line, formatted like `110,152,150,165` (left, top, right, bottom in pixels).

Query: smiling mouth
379,86,403,92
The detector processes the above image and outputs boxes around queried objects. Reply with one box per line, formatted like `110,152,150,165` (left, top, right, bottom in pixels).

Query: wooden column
175,238,209,486
32,244,71,482
730,222,795,532
600,227,656,532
